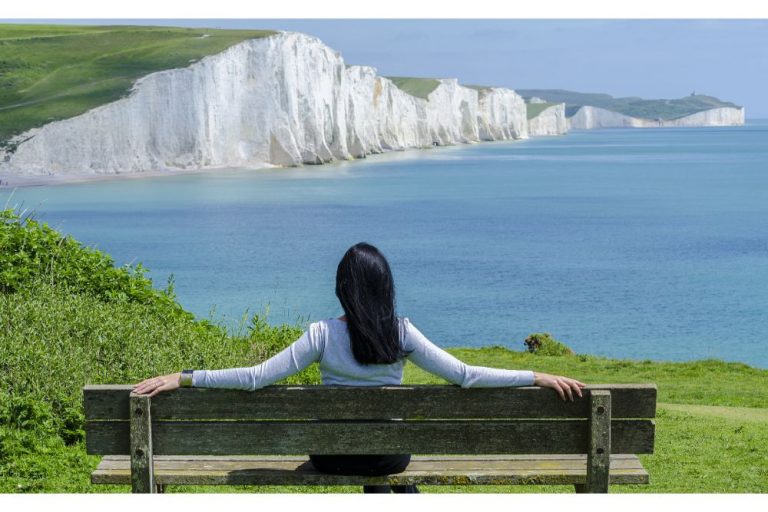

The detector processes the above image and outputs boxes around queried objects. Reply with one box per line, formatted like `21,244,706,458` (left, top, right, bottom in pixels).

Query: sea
4,121,767,368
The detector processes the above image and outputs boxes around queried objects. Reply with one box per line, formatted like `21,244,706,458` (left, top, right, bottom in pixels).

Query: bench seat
92,454,649,487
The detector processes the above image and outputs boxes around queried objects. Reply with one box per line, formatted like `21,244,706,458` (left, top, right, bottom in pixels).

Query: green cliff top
386,76,441,99
0,24,275,144
526,101,559,120
464,84,493,92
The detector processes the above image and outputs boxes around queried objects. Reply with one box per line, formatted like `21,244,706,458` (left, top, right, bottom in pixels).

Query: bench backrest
83,384,656,456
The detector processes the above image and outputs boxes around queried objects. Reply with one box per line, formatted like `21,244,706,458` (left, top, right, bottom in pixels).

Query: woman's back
318,317,406,386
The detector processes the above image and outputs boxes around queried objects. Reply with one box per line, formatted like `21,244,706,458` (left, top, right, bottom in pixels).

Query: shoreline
4,120,764,189
0,164,277,189
0,138,522,189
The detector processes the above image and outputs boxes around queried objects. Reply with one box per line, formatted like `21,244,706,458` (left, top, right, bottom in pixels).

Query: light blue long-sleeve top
192,317,535,389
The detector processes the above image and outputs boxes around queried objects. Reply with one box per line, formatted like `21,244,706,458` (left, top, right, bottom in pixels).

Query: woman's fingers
135,380,160,394
556,378,573,401
132,378,153,391
563,378,583,398
132,381,150,393
560,379,574,401
574,380,586,388
551,380,566,401
148,381,172,397
133,376,166,395
542,375,585,401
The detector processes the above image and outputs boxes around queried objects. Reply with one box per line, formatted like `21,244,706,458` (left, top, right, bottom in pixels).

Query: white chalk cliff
476,87,529,141
0,32,531,177
527,103,568,136
569,105,745,130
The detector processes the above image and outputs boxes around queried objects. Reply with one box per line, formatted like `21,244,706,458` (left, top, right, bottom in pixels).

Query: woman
134,242,585,493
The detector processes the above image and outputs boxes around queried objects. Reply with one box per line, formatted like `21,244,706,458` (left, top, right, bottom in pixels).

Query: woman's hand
133,372,181,397
534,372,586,402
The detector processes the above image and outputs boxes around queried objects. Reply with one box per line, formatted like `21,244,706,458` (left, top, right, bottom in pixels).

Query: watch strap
179,369,194,388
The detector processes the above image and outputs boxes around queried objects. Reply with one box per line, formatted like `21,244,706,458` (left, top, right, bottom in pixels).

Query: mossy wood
83,384,656,493
129,394,154,493
586,390,611,493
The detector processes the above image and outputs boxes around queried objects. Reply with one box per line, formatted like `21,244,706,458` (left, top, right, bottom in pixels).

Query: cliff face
1,32,529,177
527,103,568,136
568,106,646,129
659,107,745,127
476,88,529,140
569,105,746,130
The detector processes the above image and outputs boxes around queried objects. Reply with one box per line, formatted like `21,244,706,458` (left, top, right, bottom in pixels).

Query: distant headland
518,89,744,129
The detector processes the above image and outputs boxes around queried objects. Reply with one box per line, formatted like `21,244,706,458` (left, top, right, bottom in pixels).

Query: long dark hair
335,242,405,365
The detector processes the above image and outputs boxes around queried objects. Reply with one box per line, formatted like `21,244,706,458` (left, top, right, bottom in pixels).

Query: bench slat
95,456,646,471
84,385,657,421
86,419,654,456
91,455,649,486
97,453,642,462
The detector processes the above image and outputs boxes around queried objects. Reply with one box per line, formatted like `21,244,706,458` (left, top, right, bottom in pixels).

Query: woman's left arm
133,324,324,396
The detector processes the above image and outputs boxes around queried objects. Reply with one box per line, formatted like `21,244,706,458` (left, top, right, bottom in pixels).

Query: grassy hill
1,208,766,493
526,102,559,120
386,76,441,99
466,86,560,120
0,24,275,145
517,89,740,121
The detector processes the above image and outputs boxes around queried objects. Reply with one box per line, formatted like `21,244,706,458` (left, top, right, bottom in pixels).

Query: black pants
308,454,419,494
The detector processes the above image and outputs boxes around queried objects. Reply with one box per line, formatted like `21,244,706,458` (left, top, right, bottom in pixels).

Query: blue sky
12,19,768,117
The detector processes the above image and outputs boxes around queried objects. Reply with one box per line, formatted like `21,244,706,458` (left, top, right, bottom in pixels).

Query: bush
0,209,317,489
0,208,185,315
523,332,574,356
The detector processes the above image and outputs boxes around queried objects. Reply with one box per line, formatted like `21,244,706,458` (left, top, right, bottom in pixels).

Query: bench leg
574,484,586,493
130,395,155,493
156,484,166,493
585,390,611,493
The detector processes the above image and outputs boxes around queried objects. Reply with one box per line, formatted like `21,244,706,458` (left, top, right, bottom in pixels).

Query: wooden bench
83,384,656,493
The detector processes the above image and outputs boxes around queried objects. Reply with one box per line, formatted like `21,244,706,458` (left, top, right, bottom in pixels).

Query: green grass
0,24,275,144
526,102,558,120
658,403,768,422
464,84,493,93
386,76,441,99
1,208,766,493
518,89,740,121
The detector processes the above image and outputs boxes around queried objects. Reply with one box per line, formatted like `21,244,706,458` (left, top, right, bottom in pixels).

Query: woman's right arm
134,322,324,396
402,318,585,401
192,324,324,391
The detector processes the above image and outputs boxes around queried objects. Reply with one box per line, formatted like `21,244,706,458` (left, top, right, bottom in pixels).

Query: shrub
523,332,574,356
0,208,185,316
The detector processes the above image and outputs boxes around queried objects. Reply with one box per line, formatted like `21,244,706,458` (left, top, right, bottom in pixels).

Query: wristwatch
179,369,194,388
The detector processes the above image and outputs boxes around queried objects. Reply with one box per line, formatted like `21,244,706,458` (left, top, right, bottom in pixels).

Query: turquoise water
4,122,768,367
